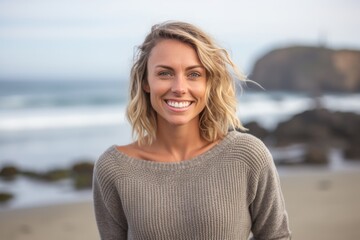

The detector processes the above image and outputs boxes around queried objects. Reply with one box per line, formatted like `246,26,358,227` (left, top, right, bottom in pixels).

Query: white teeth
166,100,191,108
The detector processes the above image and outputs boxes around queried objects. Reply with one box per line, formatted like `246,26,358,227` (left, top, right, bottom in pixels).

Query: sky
0,0,359,81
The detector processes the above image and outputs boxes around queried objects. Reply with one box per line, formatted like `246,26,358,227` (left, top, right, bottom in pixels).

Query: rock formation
250,46,360,92
272,108,360,162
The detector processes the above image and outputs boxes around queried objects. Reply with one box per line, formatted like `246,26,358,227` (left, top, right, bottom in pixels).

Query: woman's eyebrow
155,65,204,70
154,65,173,71
185,65,205,70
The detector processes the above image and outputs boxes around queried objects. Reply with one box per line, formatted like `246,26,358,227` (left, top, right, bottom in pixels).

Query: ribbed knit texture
93,131,291,240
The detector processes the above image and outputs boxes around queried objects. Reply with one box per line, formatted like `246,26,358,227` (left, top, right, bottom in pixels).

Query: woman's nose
171,75,187,94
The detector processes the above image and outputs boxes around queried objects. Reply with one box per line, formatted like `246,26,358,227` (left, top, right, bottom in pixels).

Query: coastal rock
72,161,94,174
72,162,94,189
20,170,46,180
243,121,269,141
0,165,19,180
20,168,71,182
42,169,71,182
273,108,360,147
0,192,14,204
344,144,360,161
274,108,333,146
304,145,329,165
251,46,360,92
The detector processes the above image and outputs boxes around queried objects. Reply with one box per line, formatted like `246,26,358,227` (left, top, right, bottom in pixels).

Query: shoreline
2,146,359,211
1,169,360,239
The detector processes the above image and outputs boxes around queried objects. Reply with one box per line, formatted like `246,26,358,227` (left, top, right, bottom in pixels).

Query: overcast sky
0,0,359,81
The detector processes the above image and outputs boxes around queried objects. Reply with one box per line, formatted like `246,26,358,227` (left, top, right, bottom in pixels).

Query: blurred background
0,0,360,239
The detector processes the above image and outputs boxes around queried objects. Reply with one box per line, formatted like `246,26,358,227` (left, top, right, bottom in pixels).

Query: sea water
0,80,360,209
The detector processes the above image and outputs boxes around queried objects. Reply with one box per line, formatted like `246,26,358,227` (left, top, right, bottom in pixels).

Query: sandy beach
281,169,360,240
1,169,360,240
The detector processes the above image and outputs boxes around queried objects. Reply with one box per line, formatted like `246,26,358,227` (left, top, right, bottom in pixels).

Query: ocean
1,80,360,209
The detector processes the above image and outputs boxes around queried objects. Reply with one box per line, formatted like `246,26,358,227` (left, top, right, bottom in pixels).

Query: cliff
250,46,360,92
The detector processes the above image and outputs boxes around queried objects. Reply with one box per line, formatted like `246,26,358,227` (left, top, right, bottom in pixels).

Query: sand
281,169,360,240
0,201,98,240
1,169,360,240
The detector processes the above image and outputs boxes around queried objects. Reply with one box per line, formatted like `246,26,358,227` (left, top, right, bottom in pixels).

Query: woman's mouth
165,100,192,109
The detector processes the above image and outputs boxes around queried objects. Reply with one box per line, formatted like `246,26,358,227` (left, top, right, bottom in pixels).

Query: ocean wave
0,106,127,131
321,94,360,113
1,92,360,132
0,80,128,110
0,94,125,110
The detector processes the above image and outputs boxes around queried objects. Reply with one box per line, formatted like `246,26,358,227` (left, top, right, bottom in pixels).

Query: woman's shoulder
228,130,268,150
98,141,137,159
96,142,149,168
115,142,140,158
95,144,131,172
226,130,274,171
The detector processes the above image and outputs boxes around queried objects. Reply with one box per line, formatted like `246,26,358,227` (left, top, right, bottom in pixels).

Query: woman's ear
143,81,150,93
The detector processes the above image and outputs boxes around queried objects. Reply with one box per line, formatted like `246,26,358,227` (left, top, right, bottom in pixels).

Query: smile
165,100,192,109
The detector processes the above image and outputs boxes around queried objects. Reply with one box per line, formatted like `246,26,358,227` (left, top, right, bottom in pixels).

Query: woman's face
144,39,207,127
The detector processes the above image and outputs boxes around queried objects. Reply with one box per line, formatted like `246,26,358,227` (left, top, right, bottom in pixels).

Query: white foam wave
1,93,360,132
321,94,360,113
240,97,312,118
238,93,313,128
0,106,126,131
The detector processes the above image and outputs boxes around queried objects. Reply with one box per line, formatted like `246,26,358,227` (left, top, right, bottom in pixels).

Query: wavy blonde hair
127,21,246,145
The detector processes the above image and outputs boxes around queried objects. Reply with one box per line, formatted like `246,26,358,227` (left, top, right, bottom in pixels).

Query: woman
93,21,291,240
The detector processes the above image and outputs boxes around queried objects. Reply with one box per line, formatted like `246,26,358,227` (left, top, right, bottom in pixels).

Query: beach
1,81,360,239
1,168,360,240
282,169,360,240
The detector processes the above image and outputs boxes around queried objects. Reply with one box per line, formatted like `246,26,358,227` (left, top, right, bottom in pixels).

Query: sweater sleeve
93,154,128,240
249,150,291,240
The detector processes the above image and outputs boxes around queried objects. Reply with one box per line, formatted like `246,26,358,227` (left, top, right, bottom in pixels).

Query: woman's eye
158,71,172,78
188,72,201,78
158,71,172,76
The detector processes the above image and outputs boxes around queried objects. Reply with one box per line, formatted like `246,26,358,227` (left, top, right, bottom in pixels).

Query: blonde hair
127,21,246,145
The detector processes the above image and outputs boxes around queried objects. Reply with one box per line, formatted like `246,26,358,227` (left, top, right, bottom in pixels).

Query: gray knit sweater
93,131,291,240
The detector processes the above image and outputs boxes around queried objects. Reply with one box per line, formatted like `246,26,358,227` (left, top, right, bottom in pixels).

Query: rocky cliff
250,46,360,92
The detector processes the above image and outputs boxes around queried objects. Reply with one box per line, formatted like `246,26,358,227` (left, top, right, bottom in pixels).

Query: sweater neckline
109,130,238,170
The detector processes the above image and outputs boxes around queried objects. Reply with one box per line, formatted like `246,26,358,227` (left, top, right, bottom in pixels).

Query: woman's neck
149,120,211,162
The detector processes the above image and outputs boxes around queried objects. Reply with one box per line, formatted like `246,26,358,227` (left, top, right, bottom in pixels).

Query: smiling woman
127,22,246,147
93,21,291,240
144,39,207,128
